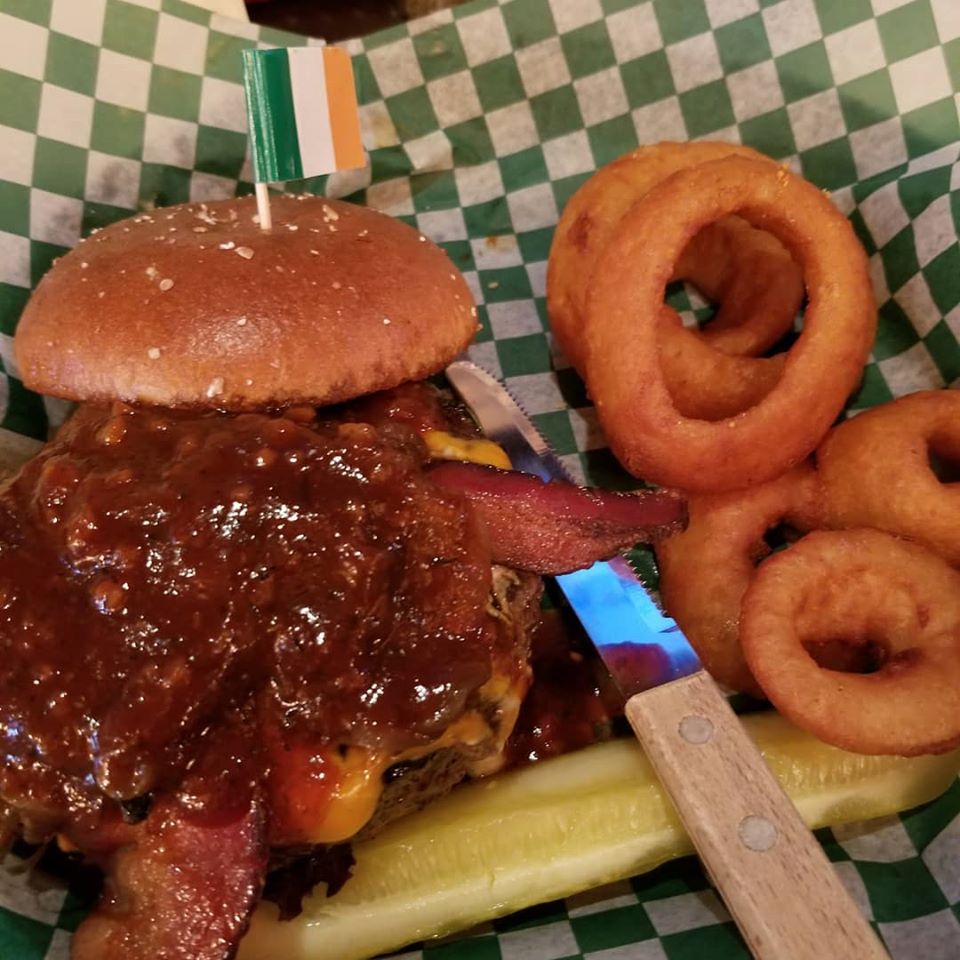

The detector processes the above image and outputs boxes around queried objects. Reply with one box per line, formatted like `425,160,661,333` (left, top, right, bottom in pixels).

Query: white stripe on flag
288,47,336,180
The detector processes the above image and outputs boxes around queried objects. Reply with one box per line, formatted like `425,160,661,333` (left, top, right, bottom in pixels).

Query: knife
446,360,889,960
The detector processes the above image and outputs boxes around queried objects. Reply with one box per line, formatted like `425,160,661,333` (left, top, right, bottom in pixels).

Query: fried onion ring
672,214,804,356
658,314,785,421
548,141,803,367
656,462,822,696
817,390,960,565
740,529,960,756
585,156,876,491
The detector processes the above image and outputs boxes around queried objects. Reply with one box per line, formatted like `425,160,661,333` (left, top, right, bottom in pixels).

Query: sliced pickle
239,712,960,960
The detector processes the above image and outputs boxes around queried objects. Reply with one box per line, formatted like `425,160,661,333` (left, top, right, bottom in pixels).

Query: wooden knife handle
625,671,889,960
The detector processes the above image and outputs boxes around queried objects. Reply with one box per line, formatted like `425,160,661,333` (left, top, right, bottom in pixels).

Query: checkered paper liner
1,0,960,956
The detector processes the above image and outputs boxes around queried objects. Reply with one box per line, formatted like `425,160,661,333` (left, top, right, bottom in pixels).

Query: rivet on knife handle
625,672,888,960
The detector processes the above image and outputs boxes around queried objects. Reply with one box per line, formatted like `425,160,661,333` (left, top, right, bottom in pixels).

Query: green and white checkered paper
1,0,959,957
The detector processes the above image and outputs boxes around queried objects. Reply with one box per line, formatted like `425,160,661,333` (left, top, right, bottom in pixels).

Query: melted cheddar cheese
423,430,512,470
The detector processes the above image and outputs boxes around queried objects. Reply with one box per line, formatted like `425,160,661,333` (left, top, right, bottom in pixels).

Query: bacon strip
71,706,268,960
428,461,686,574
70,794,266,960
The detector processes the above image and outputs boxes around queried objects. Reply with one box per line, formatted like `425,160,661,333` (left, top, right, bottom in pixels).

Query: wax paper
0,0,959,956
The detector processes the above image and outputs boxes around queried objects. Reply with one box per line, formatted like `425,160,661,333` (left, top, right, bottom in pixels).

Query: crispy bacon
70,795,267,960
70,709,268,960
427,461,687,574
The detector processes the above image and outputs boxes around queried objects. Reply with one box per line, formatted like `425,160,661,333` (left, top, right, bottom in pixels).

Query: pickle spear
239,712,960,960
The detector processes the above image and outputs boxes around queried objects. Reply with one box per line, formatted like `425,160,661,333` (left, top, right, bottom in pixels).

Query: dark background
245,0,464,40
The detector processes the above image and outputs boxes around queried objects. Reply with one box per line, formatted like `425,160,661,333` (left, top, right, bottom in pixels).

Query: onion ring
740,529,960,756
548,141,803,367
655,463,822,696
585,156,876,492
817,390,960,565
658,315,785,421
672,214,804,356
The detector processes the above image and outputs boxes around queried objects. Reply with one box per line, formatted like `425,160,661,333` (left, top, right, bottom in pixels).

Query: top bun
15,196,478,409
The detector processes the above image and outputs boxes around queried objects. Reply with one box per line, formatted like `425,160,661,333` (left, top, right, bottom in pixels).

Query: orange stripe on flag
323,47,365,172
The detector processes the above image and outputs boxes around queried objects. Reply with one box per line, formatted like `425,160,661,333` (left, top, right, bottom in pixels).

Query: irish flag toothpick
242,46,365,230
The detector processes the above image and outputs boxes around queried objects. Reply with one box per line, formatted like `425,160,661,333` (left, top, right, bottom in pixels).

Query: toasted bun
15,196,477,409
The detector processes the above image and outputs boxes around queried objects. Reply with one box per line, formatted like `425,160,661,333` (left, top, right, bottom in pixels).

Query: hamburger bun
15,196,477,410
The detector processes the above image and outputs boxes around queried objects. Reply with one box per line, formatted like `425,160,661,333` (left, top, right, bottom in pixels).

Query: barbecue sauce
0,399,501,834
503,610,623,768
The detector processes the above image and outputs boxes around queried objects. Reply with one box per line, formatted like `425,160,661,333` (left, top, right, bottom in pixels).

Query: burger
2,195,685,959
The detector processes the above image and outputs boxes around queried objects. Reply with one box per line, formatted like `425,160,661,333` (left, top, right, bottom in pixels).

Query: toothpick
255,182,273,231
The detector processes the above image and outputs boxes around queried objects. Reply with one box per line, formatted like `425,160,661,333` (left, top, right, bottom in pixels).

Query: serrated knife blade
446,359,889,960
445,359,699,697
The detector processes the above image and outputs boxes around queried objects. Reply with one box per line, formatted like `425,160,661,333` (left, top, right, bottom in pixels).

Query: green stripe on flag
242,48,304,182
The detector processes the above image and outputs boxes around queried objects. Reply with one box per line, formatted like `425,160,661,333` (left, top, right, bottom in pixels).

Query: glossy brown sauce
504,610,622,768
0,395,501,833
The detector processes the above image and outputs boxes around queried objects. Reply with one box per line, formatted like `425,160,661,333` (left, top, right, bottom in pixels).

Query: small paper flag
242,47,365,183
